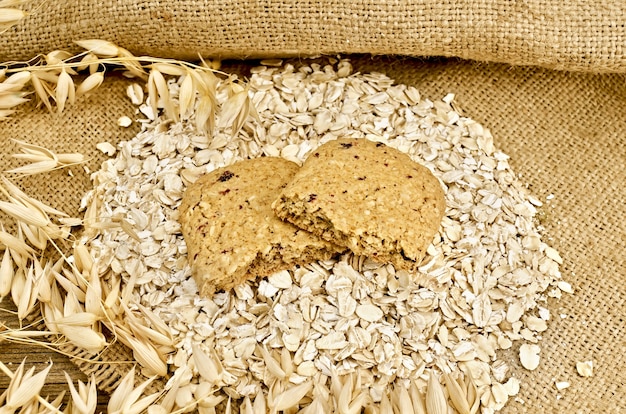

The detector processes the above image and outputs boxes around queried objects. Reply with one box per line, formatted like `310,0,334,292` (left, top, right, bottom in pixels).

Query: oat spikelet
0,7,27,33
137,303,173,340
74,39,120,58
16,262,37,319
0,246,14,297
147,70,159,118
9,138,57,161
5,361,52,409
65,372,97,414
8,261,24,306
82,192,101,238
0,175,70,217
301,399,324,414
379,390,393,414
124,333,168,377
192,342,223,384
34,258,53,302
178,72,195,119
116,46,147,79
119,376,161,414
0,79,22,92
465,371,480,414
76,52,101,74
0,91,28,109
5,159,58,175
0,322,54,340
0,109,16,120
53,270,86,302
58,324,107,354
191,69,219,134
443,372,471,414
84,267,103,317
147,68,177,122
217,84,250,136
0,200,50,227
270,380,312,412
0,229,35,257
151,62,187,77
32,70,59,83
253,391,267,414
45,50,74,69
195,94,215,136
1,70,30,90
18,222,46,250
53,312,100,327
72,242,93,274
241,396,254,414
76,71,105,97
391,383,414,414
55,152,85,164
120,303,173,351
336,373,353,413
1,358,25,396
29,72,54,112
258,345,286,380
102,275,122,318
107,367,134,412
425,373,448,414
193,68,219,96
349,393,368,414
42,283,63,333
128,318,173,349
55,68,75,113
280,347,293,377
152,368,187,413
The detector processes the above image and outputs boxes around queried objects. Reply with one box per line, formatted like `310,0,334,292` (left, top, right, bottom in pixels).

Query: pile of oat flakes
83,59,568,412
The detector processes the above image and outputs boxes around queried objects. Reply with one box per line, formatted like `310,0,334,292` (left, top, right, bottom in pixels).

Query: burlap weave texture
2,0,625,72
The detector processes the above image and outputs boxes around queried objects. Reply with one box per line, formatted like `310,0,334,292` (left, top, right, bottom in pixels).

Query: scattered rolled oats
576,360,594,377
557,280,574,294
82,58,567,412
117,115,133,127
555,381,570,390
95,141,117,156
519,344,541,371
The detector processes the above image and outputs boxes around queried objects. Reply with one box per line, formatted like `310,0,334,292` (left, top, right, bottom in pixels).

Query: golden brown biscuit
272,138,446,272
179,157,343,297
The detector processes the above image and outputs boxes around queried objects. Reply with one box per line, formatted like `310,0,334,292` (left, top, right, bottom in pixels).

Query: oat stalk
0,39,235,126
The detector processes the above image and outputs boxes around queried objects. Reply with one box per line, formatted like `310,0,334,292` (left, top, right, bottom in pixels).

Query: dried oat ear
0,37,230,121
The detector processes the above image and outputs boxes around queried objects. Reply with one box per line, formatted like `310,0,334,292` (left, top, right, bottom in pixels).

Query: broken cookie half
272,138,446,272
179,157,343,297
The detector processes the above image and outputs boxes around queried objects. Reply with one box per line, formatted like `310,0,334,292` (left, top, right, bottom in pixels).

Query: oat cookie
272,138,446,272
179,157,342,297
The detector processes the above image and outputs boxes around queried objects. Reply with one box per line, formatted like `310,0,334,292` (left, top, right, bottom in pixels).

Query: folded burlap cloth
1,1,624,412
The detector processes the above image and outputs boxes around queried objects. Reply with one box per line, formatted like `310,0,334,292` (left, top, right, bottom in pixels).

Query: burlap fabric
2,0,625,72
1,1,625,412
